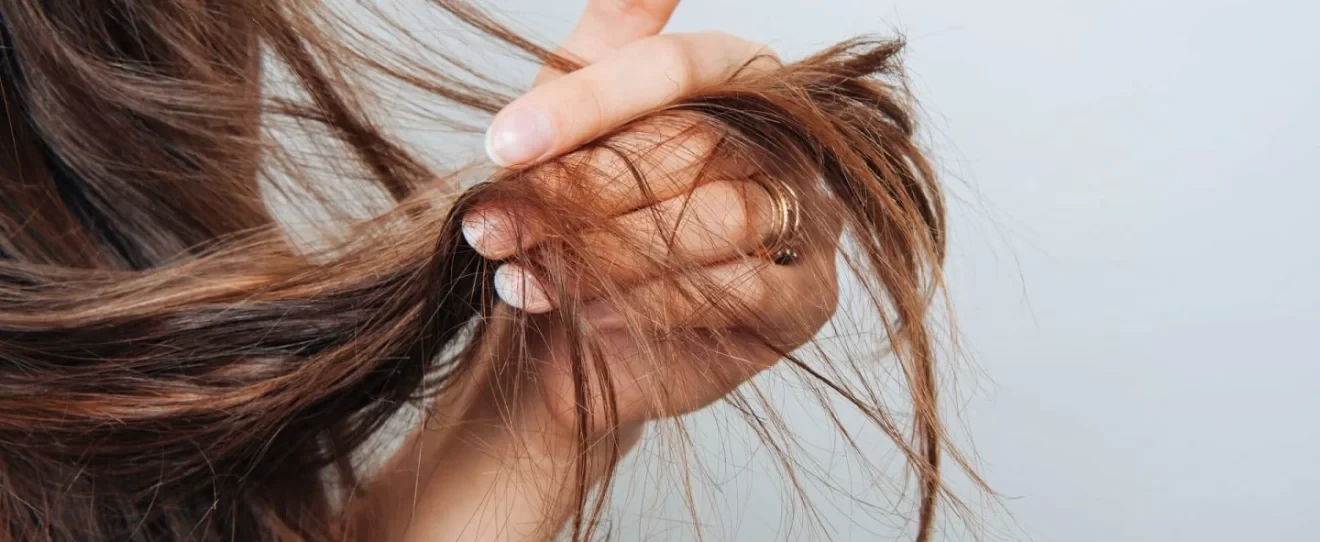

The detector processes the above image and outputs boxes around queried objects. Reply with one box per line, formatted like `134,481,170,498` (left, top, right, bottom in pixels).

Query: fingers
475,174,773,272
537,0,681,82
535,325,787,430
581,248,839,342
488,178,844,316
532,254,840,429
493,228,839,340
489,178,787,311
464,116,725,259
537,326,797,429
577,179,775,276
485,31,775,167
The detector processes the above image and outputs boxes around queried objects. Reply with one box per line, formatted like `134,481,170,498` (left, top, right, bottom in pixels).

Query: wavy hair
0,0,984,540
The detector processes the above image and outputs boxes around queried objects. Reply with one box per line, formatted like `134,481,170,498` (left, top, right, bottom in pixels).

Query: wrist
458,385,644,483
373,379,642,542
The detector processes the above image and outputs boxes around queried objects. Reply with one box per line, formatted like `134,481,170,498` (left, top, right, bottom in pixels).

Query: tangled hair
0,0,986,540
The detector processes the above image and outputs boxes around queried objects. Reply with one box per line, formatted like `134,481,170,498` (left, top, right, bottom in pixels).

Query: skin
356,2,843,540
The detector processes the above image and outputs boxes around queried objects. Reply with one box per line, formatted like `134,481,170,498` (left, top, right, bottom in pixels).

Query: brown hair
0,1,983,540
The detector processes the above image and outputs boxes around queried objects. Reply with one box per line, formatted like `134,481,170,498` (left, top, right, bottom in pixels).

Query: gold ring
749,175,802,265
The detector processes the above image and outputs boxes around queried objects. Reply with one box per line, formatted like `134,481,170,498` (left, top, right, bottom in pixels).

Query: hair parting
0,1,987,540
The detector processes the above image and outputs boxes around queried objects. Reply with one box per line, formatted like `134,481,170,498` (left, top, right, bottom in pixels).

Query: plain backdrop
366,1,1320,540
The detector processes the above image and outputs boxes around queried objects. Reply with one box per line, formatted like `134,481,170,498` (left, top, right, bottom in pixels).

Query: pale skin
354,1,843,540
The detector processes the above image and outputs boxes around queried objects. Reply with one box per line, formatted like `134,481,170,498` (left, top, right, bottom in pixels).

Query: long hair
0,0,983,540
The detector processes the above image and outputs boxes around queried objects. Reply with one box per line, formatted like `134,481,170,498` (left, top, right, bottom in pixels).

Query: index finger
486,32,774,167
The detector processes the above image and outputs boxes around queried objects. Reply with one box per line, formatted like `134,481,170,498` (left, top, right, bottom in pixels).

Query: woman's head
0,1,979,540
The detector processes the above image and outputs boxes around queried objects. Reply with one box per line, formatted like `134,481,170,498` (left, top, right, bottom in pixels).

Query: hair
0,0,985,540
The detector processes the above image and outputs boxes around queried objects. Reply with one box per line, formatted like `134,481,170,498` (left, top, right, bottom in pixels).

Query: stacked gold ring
750,175,803,266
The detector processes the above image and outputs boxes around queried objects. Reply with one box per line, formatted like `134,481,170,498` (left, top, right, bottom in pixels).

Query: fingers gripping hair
0,2,967,539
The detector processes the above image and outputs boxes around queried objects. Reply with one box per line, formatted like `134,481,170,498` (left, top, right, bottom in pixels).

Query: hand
464,3,841,435
377,4,842,540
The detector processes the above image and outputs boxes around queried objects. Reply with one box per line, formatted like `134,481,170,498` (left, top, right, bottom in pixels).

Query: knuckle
611,113,721,178
586,145,661,207
691,181,755,247
587,145,635,189
699,31,775,60
746,39,777,60
720,185,757,245
742,270,772,308
577,79,609,128
638,35,696,92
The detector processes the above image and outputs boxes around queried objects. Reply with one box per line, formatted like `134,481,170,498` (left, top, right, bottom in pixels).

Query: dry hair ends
0,0,987,540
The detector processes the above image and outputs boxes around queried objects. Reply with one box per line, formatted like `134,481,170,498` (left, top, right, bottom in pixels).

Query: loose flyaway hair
0,1,988,540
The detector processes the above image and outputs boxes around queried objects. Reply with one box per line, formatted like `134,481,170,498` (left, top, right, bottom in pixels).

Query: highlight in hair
0,1,987,540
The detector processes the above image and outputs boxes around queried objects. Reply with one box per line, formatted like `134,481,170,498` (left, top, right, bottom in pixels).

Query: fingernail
461,208,518,258
493,264,552,313
485,108,554,166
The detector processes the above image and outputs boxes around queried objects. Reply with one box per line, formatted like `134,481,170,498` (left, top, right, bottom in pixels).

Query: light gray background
377,1,1320,540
